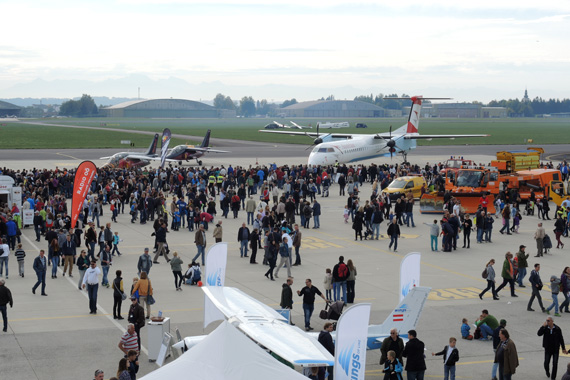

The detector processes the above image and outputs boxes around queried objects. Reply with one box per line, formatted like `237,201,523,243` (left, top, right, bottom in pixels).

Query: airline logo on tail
407,97,422,134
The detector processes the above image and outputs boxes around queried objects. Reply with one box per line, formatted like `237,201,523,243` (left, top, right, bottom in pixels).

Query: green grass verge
2,117,569,149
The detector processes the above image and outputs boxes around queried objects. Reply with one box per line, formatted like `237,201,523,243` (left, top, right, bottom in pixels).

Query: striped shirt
120,331,139,352
15,249,26,262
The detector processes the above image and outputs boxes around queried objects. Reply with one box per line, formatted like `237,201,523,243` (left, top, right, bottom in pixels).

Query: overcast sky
1,0,569,102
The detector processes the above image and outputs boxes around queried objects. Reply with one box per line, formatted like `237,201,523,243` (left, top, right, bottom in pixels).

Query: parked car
355,123,368,128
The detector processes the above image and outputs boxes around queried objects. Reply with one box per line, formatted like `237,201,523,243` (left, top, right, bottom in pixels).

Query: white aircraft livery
259,96,489,165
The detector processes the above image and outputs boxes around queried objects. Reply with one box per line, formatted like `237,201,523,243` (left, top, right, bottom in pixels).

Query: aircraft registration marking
302,236,344,250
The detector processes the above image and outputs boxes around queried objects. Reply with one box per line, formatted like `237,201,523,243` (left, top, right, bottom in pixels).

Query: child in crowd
324,268,333,300
172,207,181,231
112,231,122,256
545,275,561,316
432,337,460,380
382,350,403,380
461,318,473,340
187,207,195,231
343,206,349,224
14,243,26,277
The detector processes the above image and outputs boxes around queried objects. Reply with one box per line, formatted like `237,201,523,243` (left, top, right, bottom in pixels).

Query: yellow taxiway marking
428,287,541,301
303,236,344,250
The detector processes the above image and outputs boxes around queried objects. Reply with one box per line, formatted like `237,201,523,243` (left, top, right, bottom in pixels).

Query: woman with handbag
132,271,153,319
113,270,125,320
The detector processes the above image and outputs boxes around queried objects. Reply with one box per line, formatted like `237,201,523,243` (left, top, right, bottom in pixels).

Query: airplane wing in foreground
203,286,334,367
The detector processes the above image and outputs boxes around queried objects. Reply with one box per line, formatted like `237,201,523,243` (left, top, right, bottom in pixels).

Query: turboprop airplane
264,121,311,129
259,96,489,166
100,133,160,169
173,285,430,365
165,130,228,166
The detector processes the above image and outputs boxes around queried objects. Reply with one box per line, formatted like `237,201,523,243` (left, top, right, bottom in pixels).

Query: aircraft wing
124,153,157,160
403,134,489,139
259,130,356,138
190,147,229,153
203,286,334,367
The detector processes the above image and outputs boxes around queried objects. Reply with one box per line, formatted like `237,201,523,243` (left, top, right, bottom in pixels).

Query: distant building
0,100,22,117
280,100,384,118
100,98,234,118
404,103,507,118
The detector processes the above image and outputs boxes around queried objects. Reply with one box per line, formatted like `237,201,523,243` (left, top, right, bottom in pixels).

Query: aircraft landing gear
179,161,183,165
197,160,203,166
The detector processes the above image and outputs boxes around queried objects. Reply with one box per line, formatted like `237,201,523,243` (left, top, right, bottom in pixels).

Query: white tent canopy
140,321,309,380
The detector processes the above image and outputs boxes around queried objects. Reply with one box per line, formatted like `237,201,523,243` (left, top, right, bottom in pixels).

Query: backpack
482,267,488,279
337,263,349,281
192,267,201,282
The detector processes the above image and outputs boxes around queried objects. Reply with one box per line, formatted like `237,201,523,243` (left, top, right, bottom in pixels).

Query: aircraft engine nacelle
315,133,334,145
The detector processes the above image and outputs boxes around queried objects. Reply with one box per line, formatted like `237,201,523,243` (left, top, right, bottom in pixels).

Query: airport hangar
280,100,385,118
100,98,236,118
0,100,22,117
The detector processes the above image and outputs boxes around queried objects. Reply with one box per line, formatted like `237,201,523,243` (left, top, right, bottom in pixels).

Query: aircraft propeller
305,122,322,150
379,125,401,159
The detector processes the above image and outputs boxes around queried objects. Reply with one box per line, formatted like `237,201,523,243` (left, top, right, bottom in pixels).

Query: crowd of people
0,158,569,379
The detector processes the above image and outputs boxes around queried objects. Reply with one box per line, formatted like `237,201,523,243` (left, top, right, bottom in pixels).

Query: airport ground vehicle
420,167,561,214
382,176,427,200
490,147,543,173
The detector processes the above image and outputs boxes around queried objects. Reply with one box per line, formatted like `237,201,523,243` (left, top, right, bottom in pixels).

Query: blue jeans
313,215,320,228
492,362,498,379
444,365,455,380
517,267,527,286
51,257,59,277
33,270,46,294
406,212,415,227
333,281,347,302
302,303,314,328
247,212,254,225
406,370,425,380
547,293,559,313
101,265,110,286
193,245,205,265
87,283,98,313
431,235,438,250
0,257,8,277
372,223,380,239
389,235,398,251
477,228,484,243
480,323,493,339
240,240,248,257
87,242,96,262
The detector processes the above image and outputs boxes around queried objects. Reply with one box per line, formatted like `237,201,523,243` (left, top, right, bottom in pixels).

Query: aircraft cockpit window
327,148,334,152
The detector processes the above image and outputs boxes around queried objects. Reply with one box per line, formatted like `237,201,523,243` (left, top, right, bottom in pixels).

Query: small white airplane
173,285,430,365
264,121,312,130
259,96,489,166
318,121,350,129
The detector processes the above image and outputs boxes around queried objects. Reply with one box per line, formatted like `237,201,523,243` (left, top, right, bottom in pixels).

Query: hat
519,244,526,249
130,295,137,300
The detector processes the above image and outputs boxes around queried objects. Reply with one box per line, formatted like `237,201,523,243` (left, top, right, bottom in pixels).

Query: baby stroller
524,201,535,216
543,234,552,254
319,300,345,330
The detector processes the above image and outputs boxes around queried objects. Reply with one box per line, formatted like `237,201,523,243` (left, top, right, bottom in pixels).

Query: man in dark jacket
237,223,250,258
387,218,401,252
538,316,567,380
380,328,404,365
280,277,294,325
153,222,170,263
0,278,13,332
528,263,546,312
318,322,335,380
402,329,426,380
33,211,43,242
128,295,145,351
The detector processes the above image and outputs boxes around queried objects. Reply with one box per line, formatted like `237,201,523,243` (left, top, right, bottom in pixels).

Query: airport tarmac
2,146,570,380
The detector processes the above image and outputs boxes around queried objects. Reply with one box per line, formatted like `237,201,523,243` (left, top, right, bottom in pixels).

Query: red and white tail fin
386,96,451,134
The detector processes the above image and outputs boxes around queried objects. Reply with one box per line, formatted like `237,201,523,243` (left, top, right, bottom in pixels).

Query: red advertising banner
71,161,97,229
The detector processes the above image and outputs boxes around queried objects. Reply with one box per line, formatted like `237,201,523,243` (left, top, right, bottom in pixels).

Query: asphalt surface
2,140,570,379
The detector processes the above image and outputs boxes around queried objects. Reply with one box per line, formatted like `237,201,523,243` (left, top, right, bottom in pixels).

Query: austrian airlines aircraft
260,96,489,166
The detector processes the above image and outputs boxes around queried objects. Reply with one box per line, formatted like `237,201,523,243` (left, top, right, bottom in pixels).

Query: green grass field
1,117,569,149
